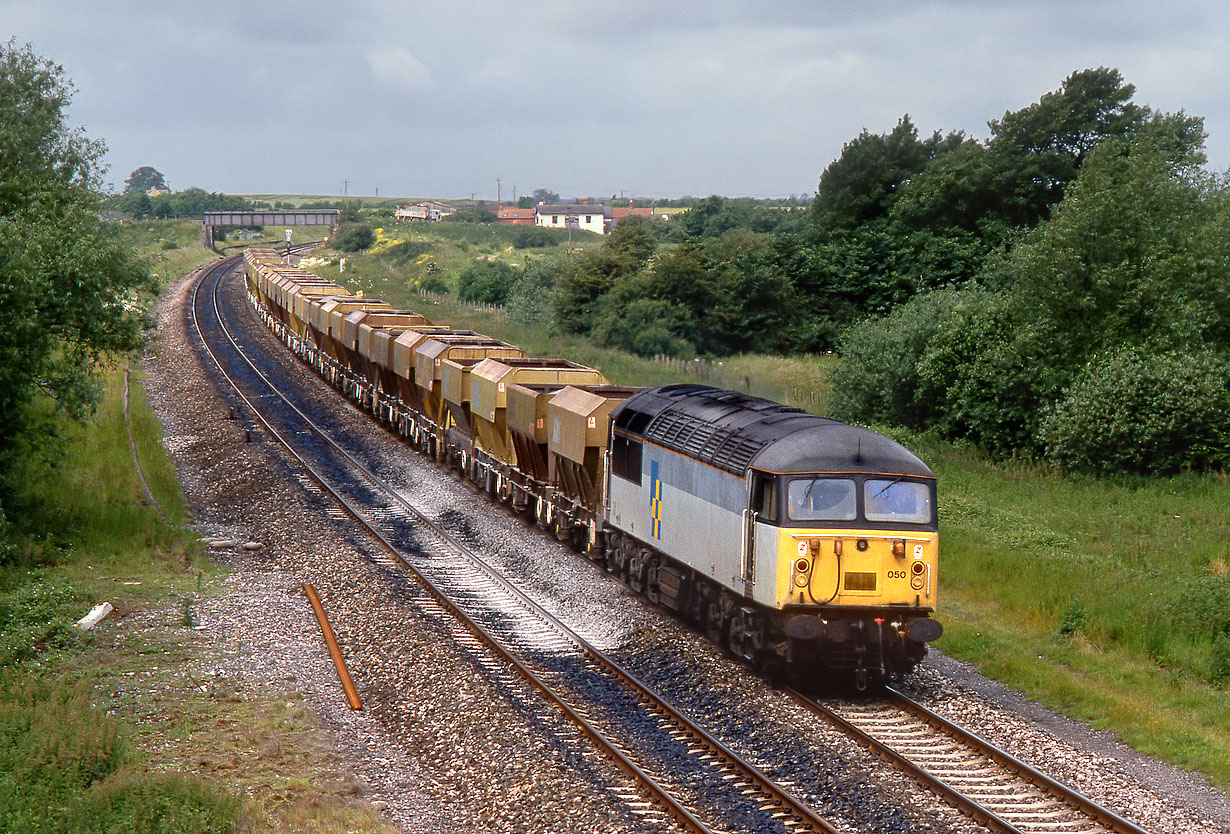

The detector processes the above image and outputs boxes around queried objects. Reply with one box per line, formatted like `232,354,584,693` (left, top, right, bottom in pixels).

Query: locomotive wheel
705,593,730,644
729,608,751,661
644,559,661,605
627,550,644,593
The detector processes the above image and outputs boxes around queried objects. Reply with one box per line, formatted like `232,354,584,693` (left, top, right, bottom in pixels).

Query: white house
534,203,609,235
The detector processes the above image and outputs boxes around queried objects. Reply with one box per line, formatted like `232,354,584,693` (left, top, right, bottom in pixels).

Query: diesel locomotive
242,248,942,686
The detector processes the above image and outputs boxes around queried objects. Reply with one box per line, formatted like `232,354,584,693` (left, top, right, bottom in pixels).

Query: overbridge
201,209,340,246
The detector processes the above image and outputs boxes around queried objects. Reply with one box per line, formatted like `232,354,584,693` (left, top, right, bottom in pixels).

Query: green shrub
1164,574,1230,641
1056,600,1087,638
1038,347,1230,475
914,293,1065,456
512,226,562,249
456,260,520,305
415,272,449,294
507,257,563,327
826,288,965,428
331,222,374,252
65,772,240,834
593,297,695,358
383,239,432,264
444,208,497,224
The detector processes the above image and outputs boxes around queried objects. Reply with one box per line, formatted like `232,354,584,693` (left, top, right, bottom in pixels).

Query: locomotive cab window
749,472,778,522
788,477,856,522
864,478,932,524
611,433,642,484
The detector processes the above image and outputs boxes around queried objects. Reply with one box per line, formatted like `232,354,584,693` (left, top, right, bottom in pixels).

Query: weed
181,597,195,628
1057,600,1087,638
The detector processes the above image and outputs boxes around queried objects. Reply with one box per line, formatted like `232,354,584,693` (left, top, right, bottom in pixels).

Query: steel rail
188,256,715,834
787,684,1154,834
885,687,1152,834
304,583,364,710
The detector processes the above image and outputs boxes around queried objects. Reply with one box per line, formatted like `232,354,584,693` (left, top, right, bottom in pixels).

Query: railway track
792,686,1153,834
189,255,843,834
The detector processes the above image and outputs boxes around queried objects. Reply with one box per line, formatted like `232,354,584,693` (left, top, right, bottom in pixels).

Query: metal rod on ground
303,584,363,710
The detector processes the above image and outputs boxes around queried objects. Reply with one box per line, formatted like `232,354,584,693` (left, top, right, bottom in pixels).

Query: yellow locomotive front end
773,475,937,612
756,472,941,684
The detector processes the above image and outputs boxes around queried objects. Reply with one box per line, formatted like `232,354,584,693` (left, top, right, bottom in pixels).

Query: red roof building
496,207,536,225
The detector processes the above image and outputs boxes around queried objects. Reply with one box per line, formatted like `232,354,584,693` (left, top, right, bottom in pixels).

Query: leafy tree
122,165,166,194
812,115,960,229
552,216,658,335
457,260,520,304
0,42,154,508
531,188,560,205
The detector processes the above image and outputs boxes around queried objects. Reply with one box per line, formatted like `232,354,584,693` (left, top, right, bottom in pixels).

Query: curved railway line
186,253,1158,834
191,254,840,834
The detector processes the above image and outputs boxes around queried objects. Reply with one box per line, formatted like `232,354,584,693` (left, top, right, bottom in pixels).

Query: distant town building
535,203,609,235
609,202,669,227
495,207,536,225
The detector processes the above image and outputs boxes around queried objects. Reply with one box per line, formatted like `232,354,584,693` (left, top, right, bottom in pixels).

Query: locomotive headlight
891,539,906,558
793,557,811,587
910,560,926,590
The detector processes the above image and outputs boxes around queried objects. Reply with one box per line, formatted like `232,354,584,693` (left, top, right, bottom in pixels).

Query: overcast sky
7,2,1230,200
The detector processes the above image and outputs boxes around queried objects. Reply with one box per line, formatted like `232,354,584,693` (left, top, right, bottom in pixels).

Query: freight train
242,248,942,687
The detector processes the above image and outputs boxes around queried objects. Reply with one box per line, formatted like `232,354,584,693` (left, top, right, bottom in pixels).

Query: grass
894,433,1230,789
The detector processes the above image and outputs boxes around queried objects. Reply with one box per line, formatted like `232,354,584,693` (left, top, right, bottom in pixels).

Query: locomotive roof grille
613,384,934,478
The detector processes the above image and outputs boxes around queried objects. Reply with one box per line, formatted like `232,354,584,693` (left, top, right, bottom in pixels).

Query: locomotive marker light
892,538,906,558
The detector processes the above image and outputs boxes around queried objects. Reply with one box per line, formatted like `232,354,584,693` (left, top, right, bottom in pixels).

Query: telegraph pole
496,178,502,206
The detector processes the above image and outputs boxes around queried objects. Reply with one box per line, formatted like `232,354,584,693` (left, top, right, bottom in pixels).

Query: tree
0,42,153,503
123,165,167,195
531,188,560,205
812,115,959,229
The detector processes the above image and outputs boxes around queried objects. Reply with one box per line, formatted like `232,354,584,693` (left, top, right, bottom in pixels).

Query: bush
507,257,564,327
512,226,562,249
415,272,449,294
1038,347,1230,475
331,222,374,252
445,208,497,224
383,239,432,264
456,260,520,305
826,288,965,428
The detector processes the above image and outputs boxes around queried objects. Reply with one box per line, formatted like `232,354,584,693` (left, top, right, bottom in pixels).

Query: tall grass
0,368,241,832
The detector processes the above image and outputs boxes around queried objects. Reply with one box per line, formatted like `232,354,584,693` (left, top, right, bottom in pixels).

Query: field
319,222,1230,791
